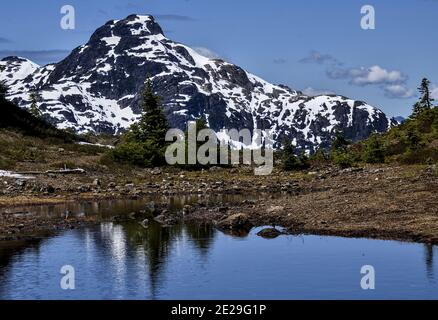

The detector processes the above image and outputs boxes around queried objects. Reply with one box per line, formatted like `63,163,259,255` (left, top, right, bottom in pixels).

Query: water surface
0,199,437,300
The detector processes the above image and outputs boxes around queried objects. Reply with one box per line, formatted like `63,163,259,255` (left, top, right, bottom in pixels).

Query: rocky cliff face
0,14,395,152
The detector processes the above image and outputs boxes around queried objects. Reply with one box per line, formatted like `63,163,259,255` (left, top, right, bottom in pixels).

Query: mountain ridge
0,14,395,152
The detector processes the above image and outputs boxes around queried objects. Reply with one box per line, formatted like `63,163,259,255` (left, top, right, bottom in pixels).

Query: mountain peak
0,14,394,151
88,14,164,45
109,14,164,36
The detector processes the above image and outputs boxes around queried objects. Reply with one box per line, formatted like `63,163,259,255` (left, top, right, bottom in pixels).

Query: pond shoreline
0,164,437,244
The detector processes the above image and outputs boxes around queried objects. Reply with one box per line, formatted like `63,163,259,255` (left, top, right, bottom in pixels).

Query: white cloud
383,84,415,99
350,65,407,86
327,65,407,86
326,62,414,99
302,51,417,100
193,47,222,59
302,87,335,96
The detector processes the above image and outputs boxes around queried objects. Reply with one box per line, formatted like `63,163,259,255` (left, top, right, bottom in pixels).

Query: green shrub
310,149,329,163
324,106,438,166
110,140,165,167
281,139,309,171
362,134,385,164
332,130,351,152
331,151,354,168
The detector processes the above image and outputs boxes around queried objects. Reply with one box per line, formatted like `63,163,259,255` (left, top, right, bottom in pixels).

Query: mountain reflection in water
0,198,437,300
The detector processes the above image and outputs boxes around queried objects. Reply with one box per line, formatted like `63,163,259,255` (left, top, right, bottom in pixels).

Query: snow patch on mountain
0,14,395,152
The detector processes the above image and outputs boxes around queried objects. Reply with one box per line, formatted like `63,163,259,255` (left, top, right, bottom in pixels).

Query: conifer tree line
279,77,438,170
110,79,231,169
2,67,436,169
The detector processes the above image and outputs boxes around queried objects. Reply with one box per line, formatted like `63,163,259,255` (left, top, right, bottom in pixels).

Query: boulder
257,228,283,239
217,213,253,232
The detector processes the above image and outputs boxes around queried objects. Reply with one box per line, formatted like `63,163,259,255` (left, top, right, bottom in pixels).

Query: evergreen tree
111,80,170,167
281,137,308,171
330,130,354,168
412,78,434,117
412,102,422,118
128,80,169,147
281,138,298,171
363,134,385,163
29,91,43,118
331,130,351,151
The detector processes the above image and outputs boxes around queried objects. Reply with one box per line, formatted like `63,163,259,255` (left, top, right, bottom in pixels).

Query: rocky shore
0,164,437,244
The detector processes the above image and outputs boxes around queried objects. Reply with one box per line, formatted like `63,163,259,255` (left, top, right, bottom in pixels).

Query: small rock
140,219,149,228
78,185,90,193
217,213,253,232
257,228,283,239
267,206,285,214
93,179,101,186
151,168,162,175
154,215,166,224
425,164,437,175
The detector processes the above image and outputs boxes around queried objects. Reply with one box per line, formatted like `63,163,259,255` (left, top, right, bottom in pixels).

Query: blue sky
1,0,437,118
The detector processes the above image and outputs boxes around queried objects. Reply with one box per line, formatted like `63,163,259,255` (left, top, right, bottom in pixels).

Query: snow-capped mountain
0,14,395,152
